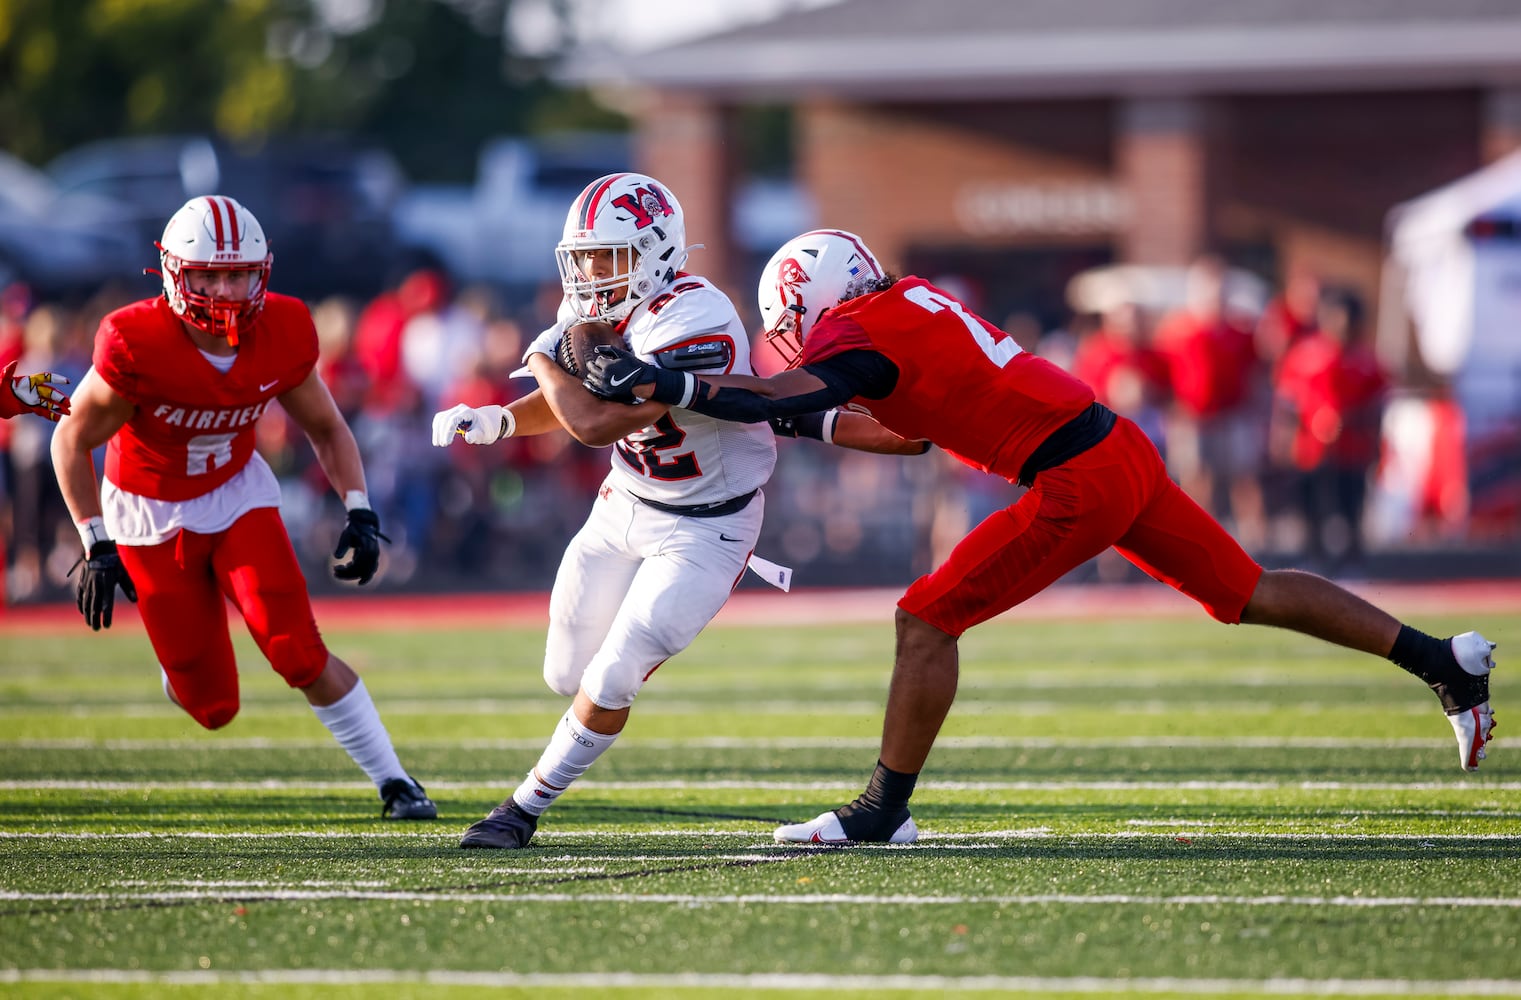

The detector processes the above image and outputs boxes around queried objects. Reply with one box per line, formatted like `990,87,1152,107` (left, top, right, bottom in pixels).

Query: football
556,320,625,377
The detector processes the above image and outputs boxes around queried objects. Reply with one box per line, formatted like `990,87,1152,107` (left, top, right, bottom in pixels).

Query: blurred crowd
1007,256,1388,582
915,255,1396,586
0,256,1398,605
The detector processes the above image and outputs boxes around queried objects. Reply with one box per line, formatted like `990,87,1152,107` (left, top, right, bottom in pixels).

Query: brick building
575,0,1521,329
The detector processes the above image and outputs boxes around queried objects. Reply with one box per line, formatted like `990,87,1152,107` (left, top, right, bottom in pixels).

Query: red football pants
900,416,1263,637
118,507,329,729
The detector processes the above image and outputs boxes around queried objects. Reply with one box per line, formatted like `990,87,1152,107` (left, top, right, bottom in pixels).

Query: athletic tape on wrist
342,490,371,512
77,516,110,552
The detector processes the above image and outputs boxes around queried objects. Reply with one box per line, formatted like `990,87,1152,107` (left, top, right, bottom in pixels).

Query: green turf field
1,608,1516,999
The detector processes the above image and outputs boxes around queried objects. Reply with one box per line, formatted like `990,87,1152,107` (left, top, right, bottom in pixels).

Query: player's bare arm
278,370,367,497
528,353,671,448
51,368,134,523
769,407,929,455
502,388,562,436
280,369,390,585
429,385,562,448
833,412,930,454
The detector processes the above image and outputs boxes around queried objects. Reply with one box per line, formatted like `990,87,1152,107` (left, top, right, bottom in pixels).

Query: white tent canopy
1381,148,1521,378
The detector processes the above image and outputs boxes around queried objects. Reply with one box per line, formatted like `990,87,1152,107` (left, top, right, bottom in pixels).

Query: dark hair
841,272,899,305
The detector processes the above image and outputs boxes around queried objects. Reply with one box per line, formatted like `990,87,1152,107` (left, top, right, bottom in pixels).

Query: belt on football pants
629,488,758,518
625,487,790,591
1017,402,1117,487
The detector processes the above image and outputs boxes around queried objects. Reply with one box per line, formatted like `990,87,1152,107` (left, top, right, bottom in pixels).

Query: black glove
769,412,829,440
583,346,657,403
333,508,388,585
76,540,138,631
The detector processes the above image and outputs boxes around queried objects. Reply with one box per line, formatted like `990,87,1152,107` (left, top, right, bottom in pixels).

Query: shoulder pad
655,338,734,371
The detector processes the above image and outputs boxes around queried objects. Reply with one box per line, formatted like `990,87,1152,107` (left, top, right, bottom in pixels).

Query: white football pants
543,480,764,709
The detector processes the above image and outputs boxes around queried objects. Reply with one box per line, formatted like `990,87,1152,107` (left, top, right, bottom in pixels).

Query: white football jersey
605,275,776,507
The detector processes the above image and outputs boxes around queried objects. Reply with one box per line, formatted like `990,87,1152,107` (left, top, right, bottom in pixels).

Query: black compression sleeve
807,350,899,399
690,383,849,423
687,349,897,423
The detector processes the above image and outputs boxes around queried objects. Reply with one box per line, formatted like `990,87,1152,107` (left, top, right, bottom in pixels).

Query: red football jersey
800,277,1094,481
94,294,319,501
1154,310,1258,417
1274,332,1386,469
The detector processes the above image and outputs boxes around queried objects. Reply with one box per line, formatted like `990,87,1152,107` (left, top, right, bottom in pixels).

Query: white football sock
159,667,180,706
310,679,407,789
511,706,619,816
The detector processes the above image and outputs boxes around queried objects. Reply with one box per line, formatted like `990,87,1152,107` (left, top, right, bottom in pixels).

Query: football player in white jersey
431,173,783,848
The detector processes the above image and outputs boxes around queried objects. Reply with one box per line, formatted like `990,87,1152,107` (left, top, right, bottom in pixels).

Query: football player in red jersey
586,229,1498,843
0,360,70,421
51,195,436,820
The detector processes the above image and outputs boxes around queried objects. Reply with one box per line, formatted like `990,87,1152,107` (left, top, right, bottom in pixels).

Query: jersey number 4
905,285,1022,368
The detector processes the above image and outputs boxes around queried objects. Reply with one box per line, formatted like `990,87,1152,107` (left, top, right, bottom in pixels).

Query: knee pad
268,630,329,688
189,700,240,731
543,625,593,698
577,658,646,711
542,659,583,699
161,667,240,730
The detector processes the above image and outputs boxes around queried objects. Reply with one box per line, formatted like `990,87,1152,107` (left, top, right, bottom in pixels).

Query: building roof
575,0,1521,100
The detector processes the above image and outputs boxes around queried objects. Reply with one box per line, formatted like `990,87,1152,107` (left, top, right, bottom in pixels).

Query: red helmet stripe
812,229,882,277
579,173,628,231
219,197,241,248
204,196,226,251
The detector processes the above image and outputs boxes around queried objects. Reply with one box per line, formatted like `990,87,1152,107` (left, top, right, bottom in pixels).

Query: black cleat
379,777,437,820
459,799,538,849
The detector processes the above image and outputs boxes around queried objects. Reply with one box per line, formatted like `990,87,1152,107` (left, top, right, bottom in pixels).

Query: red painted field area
2,580,1516,635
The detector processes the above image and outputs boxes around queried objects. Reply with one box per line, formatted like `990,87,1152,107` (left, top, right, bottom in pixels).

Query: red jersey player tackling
585,229,1498,844
51,195,435,820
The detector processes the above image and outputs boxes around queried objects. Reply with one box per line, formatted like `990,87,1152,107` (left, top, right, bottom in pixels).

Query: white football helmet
555,173,687,323
757,229,884,367
156,195,272,345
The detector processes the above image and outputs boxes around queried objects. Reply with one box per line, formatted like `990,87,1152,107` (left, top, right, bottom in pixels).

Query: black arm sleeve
688,350,898,424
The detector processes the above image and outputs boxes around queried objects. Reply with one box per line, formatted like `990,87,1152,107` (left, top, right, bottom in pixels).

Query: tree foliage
0,0,625,181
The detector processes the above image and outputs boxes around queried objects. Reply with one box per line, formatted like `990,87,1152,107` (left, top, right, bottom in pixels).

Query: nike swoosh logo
609,371,636,387
719,533,745,543
259,380,280,392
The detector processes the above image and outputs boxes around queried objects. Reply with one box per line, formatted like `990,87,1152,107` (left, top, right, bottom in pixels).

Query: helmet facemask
154,196,272,347
555,241,647,322
160,254,272,346
557,174,688,323
762,294,808,369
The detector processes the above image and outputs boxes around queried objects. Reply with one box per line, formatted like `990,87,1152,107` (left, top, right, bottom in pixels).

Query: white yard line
1,735,1459,749
0,699,1433,716
4,777,1520,792
4,969,1521,995
3,829,1517,840
5,887,1521,908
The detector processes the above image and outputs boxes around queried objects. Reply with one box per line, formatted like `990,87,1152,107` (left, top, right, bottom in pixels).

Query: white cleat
1449,631,1498,772
773,810,918,845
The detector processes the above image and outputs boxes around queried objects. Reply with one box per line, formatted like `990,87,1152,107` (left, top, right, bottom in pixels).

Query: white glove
512,315,571,378
431,403,511,446
522,324,563,365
